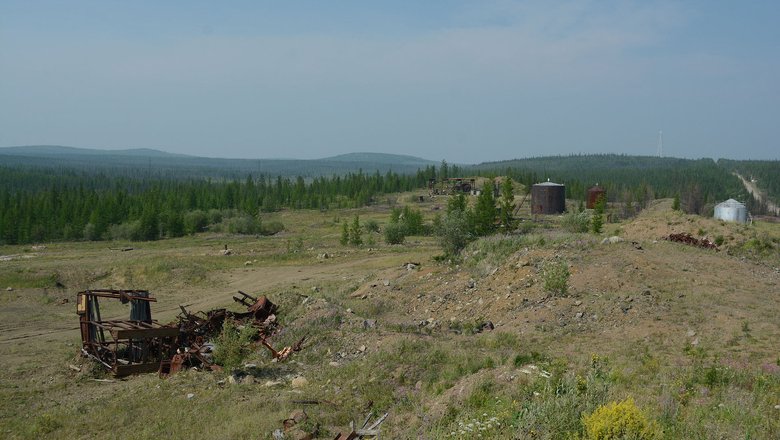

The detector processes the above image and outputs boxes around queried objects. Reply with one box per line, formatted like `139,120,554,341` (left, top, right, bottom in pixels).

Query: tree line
0,167,430,244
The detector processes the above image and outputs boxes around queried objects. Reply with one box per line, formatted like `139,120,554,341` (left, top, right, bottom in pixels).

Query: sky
1,1,778,163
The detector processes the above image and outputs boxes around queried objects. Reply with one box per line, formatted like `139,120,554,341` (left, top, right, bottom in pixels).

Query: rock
289,409,308,424
311,286,320,292
186,393,195,399
317,253,329,260
691,337,700,346
291,376,309,389
346,308,353,314
329,361,340,367
467,279,476,289
241,375,255,385
264,380,283,387
686,329,697,337
382,279,390,287
415,380,423,391
6,287,12,292
774,404,780,410
601,236,624,244
406,263,417,270
574,300,583,306
358,345,367,353
228,375,238,385
222,249,232,255
244,363,257,369
575,312,584,319
244,260,252,266
363,319,377,329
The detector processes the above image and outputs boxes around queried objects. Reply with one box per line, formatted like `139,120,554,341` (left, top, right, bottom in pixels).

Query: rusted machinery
79,289,304,377
77,289,178,376
428,178,476,195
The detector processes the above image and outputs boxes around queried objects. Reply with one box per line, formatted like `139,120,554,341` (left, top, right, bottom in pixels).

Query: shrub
562,211,590,233
582,397,660,440
437,211,471,256
384,222,406,245
184,210,209,234
213,320,257,370
108,221,140,241
365,219,380,233
543,260,570,296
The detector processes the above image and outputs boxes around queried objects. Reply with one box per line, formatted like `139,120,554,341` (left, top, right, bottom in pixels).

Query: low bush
543,260,570,296
582,397,660,440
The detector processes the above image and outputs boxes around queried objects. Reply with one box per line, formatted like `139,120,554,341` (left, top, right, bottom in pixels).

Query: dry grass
1,196,779,438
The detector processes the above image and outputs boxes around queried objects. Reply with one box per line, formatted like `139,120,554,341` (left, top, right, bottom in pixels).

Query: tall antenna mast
656,130,663,158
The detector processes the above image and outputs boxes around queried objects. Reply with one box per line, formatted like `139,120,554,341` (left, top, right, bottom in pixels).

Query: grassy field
1,191,779,439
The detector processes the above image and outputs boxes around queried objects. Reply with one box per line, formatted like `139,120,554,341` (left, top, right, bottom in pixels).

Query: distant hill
0,145,188,158
0,145,435,179
321,152,436,166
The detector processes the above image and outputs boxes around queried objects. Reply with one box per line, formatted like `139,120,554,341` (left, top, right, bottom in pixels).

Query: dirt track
735,172,780,215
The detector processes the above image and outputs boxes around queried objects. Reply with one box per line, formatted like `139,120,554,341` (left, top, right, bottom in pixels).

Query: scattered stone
222,249,232,256
228,375,238,385
241,375,255,385
317,253,330,260
363,319,377,329
406,263,417,270
358,345,367,353
244,260,252,266
382,279,390,287
691,337,700,346
686,329,697,337
620,303,632,313
467,279,476,289
346,308,353,314
6,287,12,292
774,404,780,410
291,376,309,389
186,393,195,399
329,361,340,367
311,286,320,292
601,236,624,244
264,380,283,387
575,312,584,319
574,300,583,306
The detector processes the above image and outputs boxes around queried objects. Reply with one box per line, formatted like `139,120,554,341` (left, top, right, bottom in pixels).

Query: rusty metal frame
77,289,178,376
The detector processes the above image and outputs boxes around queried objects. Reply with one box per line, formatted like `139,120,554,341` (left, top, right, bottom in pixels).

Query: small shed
714,199,748,224
586,185,606,209
532,180,566,214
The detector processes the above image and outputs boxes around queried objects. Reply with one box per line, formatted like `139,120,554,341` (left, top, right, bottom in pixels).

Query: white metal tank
714,199,748,223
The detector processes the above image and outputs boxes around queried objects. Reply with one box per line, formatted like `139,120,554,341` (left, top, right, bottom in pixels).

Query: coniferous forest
1,153,778,245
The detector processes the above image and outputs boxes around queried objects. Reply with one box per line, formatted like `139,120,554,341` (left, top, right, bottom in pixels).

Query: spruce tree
473,182,497,236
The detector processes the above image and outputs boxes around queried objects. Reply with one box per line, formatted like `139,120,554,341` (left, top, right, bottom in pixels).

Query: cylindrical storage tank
586,185,606,209
531,181,566,214
714,199,748,223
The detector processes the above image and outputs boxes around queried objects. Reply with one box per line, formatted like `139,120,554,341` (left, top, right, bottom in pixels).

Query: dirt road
735,172,780,215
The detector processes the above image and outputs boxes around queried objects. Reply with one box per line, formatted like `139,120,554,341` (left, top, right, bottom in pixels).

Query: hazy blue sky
1,1,778,163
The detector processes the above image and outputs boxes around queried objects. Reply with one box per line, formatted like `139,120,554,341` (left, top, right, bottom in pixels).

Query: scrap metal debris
77,289,179,376
334,412,390,440
665,232,717,249
77,289,305,377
